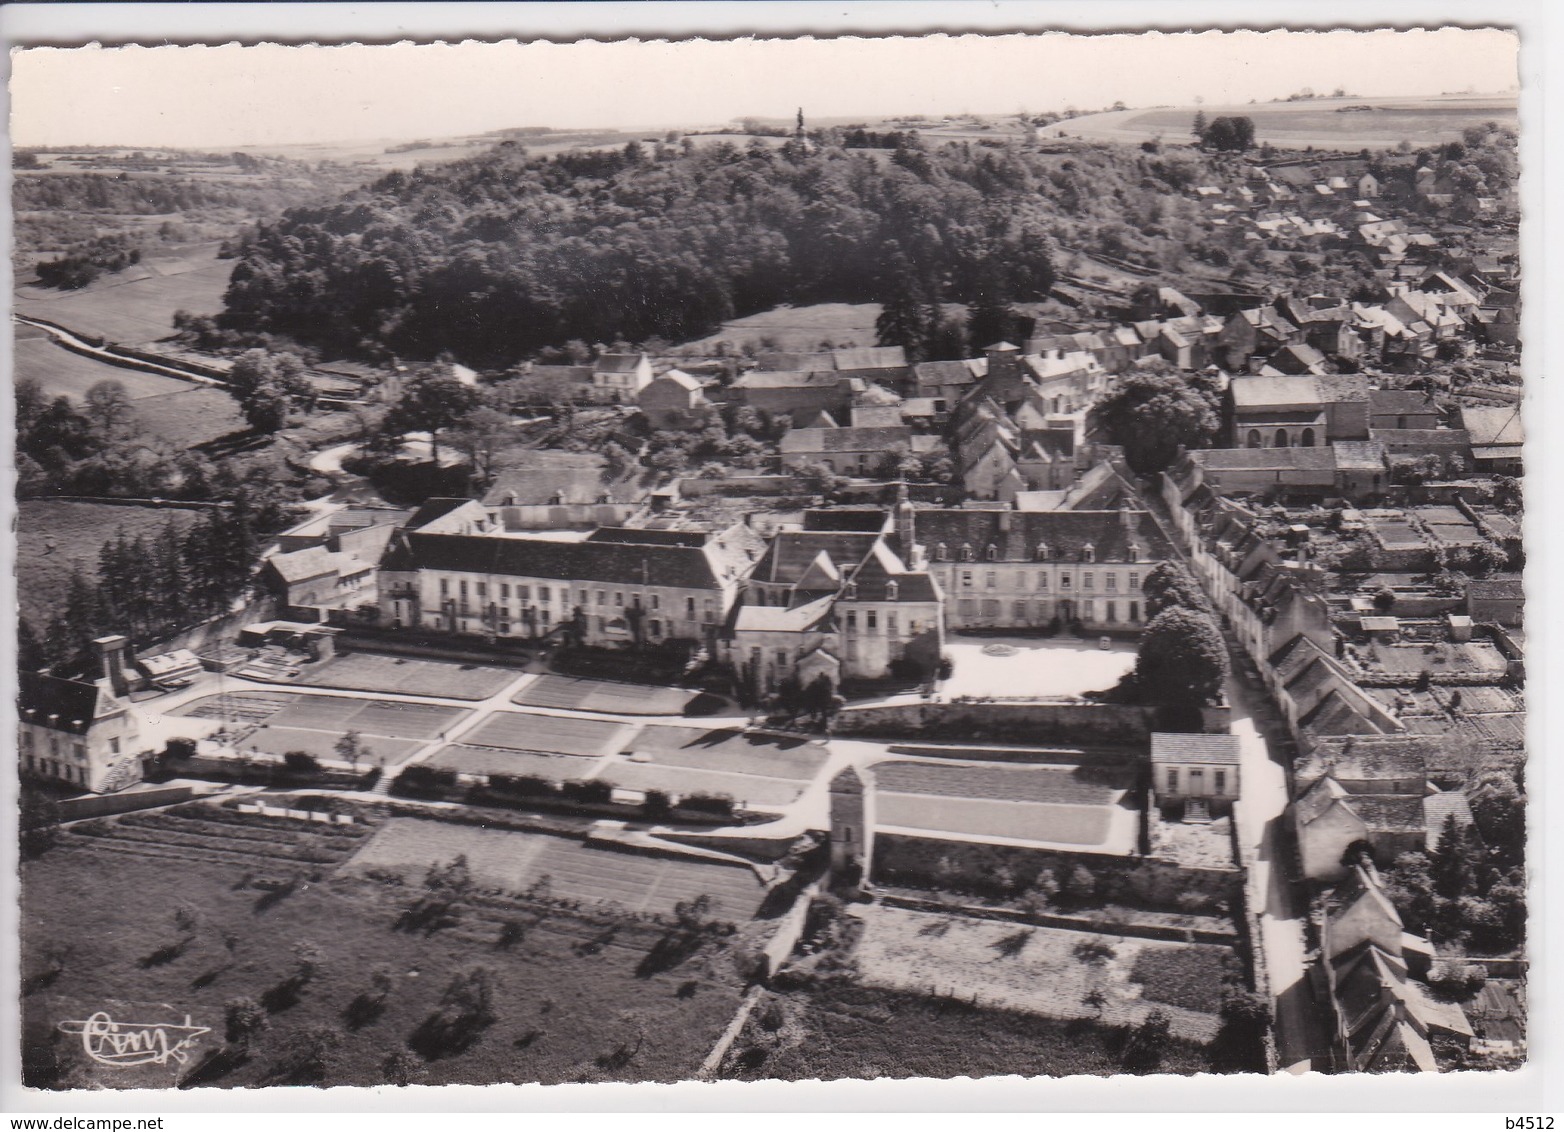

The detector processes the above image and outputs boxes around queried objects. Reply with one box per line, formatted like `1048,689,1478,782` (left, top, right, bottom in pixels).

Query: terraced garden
875,794,1116,846
596,761,806,810
53,803,374,871
625,727,831,780
462,711,634,758
343,817,767,919
420,744,599,781
874,760,1124,805
298,652,520,700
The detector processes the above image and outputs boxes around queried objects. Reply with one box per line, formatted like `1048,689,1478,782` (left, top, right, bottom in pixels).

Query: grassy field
1066,94,1517,150
462,711,635,758
22,805,757,1089
678,302,882,353
183,693,473,740
14,333,245,446
16,500,202,621
626,727,831,780
13,245,234,346
720,979,1214,1082
874,761,1122,806
297,652,520,701
847,905,1227,1042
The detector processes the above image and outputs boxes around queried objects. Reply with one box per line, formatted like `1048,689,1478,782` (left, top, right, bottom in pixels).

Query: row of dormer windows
930,540,1140,564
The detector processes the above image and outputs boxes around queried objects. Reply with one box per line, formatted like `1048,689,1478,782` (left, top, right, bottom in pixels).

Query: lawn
131,387,247,447
13,335,190,401
13,245,234,345
720,980,1213,1082
678,302,882,353
462,711,635,758
626,726,831,780
22,806,756,1089
875,794,1116,848
266,695,470,740
939,637,1138,700
343,817,767,920
236,726,423,766
16,500,201,621
846,905,1226,1043
175,691,300,725
298,652,520,701
874,761,1122,806
512,675,698,716
1128,945,1243,1013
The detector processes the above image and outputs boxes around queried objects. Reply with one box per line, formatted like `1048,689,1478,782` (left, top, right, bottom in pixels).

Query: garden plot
421,744,600,781
625,726,830,780
848,904,1227,1042
1363,640,1508,677
344,818,765,918
874,761,1123,806
513,675,698,716
297,652,518,700
597,761,806,810
463,711,634,758
876,794,1121,848
236,726,422,765
175,690,299,725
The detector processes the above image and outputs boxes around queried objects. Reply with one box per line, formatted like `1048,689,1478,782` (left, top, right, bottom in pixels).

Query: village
15,91,1526,1086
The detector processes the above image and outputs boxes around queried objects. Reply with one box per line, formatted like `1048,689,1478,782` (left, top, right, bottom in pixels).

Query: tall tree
383,372,485,467
965,267,1020,351
1089,364,1221,474
1134,607,1229,706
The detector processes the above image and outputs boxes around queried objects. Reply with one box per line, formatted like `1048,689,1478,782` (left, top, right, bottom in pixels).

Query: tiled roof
1195,447,1336,472
731,594,835,634
757,352,835,373
1423,791,1474,848
752,531,880,586
404,497,476,531
780,426,913,454
1230,375,1322,408
1468,577,1523,600
1301,735,1432,785
594,353,646,374
19,671,106,736
585,527,710,548
1369,389,1439,415
1348,794,1429,834
733,370,842,389
382,531,723,590
267,546,342,585
1150,733,1242,765
1459,406,1524,447
833,346,908,371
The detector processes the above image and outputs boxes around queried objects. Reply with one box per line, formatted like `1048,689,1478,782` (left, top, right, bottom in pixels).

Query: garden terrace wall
871,832,1242,913
57,784,196,821
832,700,1230,745
878,891,1238,946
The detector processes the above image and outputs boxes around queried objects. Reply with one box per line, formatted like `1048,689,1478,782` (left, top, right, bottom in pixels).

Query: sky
8,27,1519,150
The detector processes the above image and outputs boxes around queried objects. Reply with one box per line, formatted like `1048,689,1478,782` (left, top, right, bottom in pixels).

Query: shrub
679,793,735,818
394,765,458,798
642,789,673,819
560,778,613,805
165,737,198,760
488,773,557,798
283,751,321,774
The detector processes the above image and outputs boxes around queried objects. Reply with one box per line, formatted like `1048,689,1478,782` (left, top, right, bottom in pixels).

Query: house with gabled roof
20,642,144,794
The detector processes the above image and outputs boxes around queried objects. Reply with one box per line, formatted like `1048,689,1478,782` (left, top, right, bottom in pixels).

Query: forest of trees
209,135,1242,367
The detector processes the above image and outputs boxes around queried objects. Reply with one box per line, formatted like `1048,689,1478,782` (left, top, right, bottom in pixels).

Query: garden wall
833,700,1230,745
871,832,1242,913
57,784,196,821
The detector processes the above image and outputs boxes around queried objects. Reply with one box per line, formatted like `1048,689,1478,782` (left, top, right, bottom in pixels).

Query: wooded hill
214,135,1239,367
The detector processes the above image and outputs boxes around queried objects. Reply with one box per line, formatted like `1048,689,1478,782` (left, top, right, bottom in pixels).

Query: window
579,589,588,605
885,580,899,601
985,544,998,561
1128,572,1140,591
501,583,511,599
1061,573,1072,589
846,611,857,631
958,599,977,617
1166,767,1180,793
1130,600,1141,621
1105,601,1117,623
1127,542,1141,563
440,579,450,597
614,592,624,607
476,582,487,598
1035,542,1049,561
1106,573,1118,591
981,599,1001,618
1083,600,1095,621
1082,544,1095,563
686,597,696,616
499,623,511,635
539,586,550,602
866,610,878,631
649,620,661,637
703,600,715,623
935,542,949,561
1214,770,1228,795
596,591,606,606
986,571,997,589
1037,572,1049,590
960,544,975,562
776,649,789,668
1014,601,1028,622
1083,572,1095,590
651,594,661,610
460,580,469,598
1275,428,1289,448
886,612,898,634
1247,429,1262,449
961,571,974,588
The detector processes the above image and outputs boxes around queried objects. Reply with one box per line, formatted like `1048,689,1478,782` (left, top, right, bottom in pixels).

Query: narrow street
1226,666,1331,1071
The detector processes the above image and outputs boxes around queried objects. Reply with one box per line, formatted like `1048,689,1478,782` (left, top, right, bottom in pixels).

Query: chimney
94,635,130,697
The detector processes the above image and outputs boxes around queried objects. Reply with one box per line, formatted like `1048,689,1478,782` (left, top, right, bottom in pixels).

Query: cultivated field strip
238,726,423,764
270,696,470,738
421,744,600,781
55,806,371,869
599,762,805,809
297,652,519,700
874,761,1123,806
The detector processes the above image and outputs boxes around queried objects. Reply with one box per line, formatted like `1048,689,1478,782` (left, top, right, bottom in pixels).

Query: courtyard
939,636,1138,700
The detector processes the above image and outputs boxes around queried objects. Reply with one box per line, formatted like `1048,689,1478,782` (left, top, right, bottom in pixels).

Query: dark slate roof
383,531,722,590
404,498,475,531
1468,577,1523,600
912,509,1172,563
752,531,880,585
1349,794,1429,834
586,527,709,548
1369,389,1440,415
833,346,908,371
594,353,646,374
844,542,939,603
780,426,913,453
1150,733,1242,765
757,351,835,372
1195,447,1337,472
802,508,892,533
18,671,104,735
1302,735,1432,784
733,370,842,390
912,360,982,387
